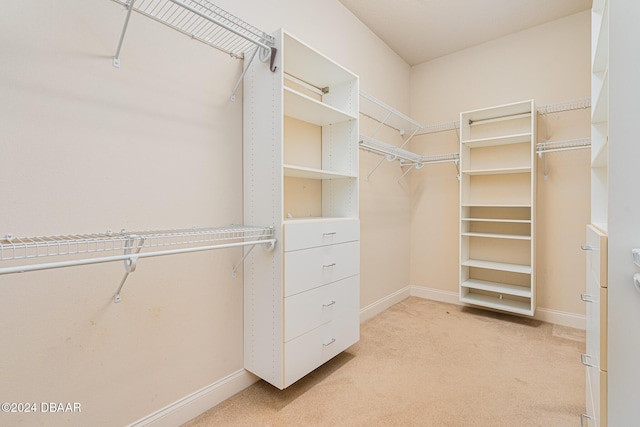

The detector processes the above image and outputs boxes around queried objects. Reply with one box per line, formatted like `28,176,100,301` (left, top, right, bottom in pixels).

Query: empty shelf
462,279,532,298
283,165,356,180
461,232,531,240
460,293,533,316
284,87,356,126
0,225,274,262
359,136,422,164
462,167,531,175
461,218,531,224
462,133,532,148
111,0,274,58
461,259,532,274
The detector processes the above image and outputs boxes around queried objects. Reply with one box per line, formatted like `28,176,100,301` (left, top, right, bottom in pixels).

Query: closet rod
468,112,531,126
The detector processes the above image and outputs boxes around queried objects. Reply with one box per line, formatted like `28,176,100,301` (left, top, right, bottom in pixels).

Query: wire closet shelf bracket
0,225,276,303
111,0,277,100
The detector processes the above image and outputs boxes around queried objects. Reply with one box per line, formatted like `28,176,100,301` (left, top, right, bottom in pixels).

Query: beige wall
0,1,410,426
408,11,591,316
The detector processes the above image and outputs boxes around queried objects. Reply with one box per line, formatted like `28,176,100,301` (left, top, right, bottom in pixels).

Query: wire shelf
111,0,274,59
359,91,424,134
538,98,591,115
0,225,273,262
536,138,591,154
360,135,423,164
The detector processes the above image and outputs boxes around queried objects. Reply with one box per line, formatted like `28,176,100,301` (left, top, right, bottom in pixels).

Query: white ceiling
337,0,592,66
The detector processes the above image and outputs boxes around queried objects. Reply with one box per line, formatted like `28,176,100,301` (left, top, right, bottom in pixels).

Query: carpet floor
183,297,585,426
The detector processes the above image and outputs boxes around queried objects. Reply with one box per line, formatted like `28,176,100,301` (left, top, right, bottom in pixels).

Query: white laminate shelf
461,232,531,241
462,279,532,298
462,218,531,224
462,203,532,208
460,293,533,316
284,87,356,126
462,167,531,175
462,133,532,148
461,259,532,274
283,165,356,180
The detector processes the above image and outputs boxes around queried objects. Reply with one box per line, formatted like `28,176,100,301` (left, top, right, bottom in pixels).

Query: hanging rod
111,0,277,99
536,137,591,155
0,225,275,302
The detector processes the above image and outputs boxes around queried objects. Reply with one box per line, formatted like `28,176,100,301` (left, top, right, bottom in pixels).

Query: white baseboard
534,307,586,330
360,286,411,322
127,369,259,427
409,285,585,330
409,285,460,305
129,285,585,426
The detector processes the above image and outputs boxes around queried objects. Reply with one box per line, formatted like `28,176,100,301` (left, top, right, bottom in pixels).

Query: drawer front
284,310,360,387
284,241,360,296
284,219,360,252
584,269,601,370
284,275,359,342
600,370,608,427
599,287,608,372
586,224,608,287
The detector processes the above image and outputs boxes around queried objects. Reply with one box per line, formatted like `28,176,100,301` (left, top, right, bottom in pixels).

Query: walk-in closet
2,1,639,426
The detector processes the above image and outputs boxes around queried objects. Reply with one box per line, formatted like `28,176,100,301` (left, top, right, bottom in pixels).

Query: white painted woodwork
284,241,360,296
284,275,359,341
459,100,536,316
244,29,359,389
283,218,360,251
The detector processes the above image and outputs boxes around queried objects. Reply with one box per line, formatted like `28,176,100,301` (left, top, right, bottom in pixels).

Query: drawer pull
580,293,594,303
323,232,337,236
323,300,336,307
323,263,336,268
323,338,336,347
581,245,595,251
580,413,594,427
580,353,595,368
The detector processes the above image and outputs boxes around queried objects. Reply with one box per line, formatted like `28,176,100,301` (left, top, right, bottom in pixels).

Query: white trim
126,369,259,427
128,286,586,426
409,285,585,330
533,307,586,330
360,286,410,323
409,285,461,305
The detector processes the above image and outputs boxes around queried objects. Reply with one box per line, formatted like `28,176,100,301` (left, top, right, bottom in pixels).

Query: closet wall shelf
359,91,424,135
0,225,276,302
415,97,591,137
536,138,591,155
111,0,276,99
359,136,459,181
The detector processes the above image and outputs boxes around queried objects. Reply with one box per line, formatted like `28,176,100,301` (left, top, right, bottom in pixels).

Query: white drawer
283,310,360,387
284,241,360,296
586,224,608,287
284,275,359,342
284,218,359,251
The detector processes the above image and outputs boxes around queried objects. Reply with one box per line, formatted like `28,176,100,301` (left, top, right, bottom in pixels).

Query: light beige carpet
183,297,585,426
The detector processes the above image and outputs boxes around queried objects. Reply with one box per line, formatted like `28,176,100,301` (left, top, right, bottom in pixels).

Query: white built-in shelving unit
582,0,609,425
459,100,536,316
243,29,360,389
